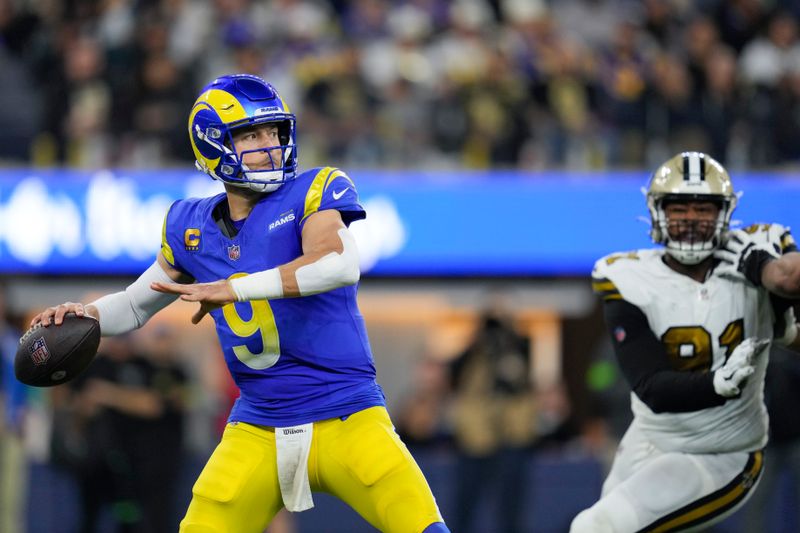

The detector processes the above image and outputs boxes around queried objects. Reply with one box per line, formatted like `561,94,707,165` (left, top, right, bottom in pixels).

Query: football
14,314,101,387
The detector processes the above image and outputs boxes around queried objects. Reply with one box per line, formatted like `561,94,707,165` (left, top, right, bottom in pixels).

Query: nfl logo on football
228,244,241,261
29,336,51,365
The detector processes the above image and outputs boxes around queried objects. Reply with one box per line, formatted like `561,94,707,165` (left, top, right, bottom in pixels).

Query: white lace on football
19,323,43,344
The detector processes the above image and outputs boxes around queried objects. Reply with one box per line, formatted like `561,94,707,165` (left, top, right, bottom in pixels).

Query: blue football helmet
188,74,297,193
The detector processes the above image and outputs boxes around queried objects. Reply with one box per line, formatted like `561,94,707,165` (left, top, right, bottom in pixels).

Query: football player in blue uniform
32,74,449,533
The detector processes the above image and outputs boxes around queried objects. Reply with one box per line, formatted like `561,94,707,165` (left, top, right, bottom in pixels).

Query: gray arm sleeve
89,261,180,336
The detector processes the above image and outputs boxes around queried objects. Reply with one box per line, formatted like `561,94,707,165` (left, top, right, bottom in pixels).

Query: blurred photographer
448,308,536,533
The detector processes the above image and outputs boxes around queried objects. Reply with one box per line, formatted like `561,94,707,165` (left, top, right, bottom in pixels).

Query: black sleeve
770,293,794,339
603,299,726,413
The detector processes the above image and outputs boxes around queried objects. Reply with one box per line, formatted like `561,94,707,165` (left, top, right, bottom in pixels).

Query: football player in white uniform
570,151,800,532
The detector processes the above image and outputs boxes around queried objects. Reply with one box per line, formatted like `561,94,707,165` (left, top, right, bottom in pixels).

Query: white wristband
229,267,284,301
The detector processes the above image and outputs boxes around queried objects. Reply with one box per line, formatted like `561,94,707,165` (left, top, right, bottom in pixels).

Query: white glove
714,229,781,285
713,338,770,397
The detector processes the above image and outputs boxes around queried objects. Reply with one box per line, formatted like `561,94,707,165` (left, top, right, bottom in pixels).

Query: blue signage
1,169,798,276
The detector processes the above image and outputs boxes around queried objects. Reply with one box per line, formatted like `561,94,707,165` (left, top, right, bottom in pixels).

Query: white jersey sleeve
592,249,660,309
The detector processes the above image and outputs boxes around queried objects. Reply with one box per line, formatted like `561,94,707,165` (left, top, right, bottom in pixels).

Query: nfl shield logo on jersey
29,336,50,365
228,244,241,261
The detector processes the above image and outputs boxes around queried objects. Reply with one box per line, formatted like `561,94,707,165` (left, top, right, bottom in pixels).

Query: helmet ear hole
278,121,291,146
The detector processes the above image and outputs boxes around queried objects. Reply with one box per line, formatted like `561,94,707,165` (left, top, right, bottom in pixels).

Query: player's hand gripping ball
14,313,101,387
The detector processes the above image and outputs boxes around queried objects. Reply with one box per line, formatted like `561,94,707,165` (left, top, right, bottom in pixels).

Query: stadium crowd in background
0,0,799,171
4,1,800,532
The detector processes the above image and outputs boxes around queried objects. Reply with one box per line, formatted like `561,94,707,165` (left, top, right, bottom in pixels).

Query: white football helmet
646,151,738,265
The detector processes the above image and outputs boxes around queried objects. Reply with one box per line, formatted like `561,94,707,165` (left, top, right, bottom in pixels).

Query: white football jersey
592,248,775,454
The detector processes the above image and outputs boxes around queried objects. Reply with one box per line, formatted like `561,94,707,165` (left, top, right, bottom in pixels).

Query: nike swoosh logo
332,188,349,200
221,103,234,110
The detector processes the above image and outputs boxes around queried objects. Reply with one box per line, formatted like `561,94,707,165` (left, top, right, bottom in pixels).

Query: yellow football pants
180,406,444,533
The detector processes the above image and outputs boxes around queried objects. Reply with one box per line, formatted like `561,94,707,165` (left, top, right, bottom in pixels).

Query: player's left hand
151,280,236,324
713,337,770,397
714,229,781,285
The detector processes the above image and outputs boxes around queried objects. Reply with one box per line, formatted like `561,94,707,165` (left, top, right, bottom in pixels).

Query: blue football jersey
161,167,385,426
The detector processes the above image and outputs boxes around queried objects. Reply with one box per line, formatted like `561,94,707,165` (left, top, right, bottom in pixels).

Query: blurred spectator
447,309,536,533
395,356,449,448
341,0,391,42
771,71,800,162
0,285,26,533
595,17,651,166
683,15,720,96
739,10,800,89
126,52,196,166
0,0,43,161
698,44,741,163
533,379,576,452
65,35,113,167
741,344,800,533
51,331,187,533
713,0,766,54
641,0,681,49
551,0,627,51
738,9,800,166
646,52,707,161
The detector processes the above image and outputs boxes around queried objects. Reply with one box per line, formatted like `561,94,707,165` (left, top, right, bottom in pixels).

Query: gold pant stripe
642,450,763,533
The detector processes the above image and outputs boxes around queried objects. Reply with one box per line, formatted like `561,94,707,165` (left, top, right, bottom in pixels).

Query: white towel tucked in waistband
275,423,314,512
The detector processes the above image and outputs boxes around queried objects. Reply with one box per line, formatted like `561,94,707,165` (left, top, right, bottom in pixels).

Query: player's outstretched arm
31,253,189,335
151,209,359,323
150,278,236,324
761,253,800,298
715,228,800,298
